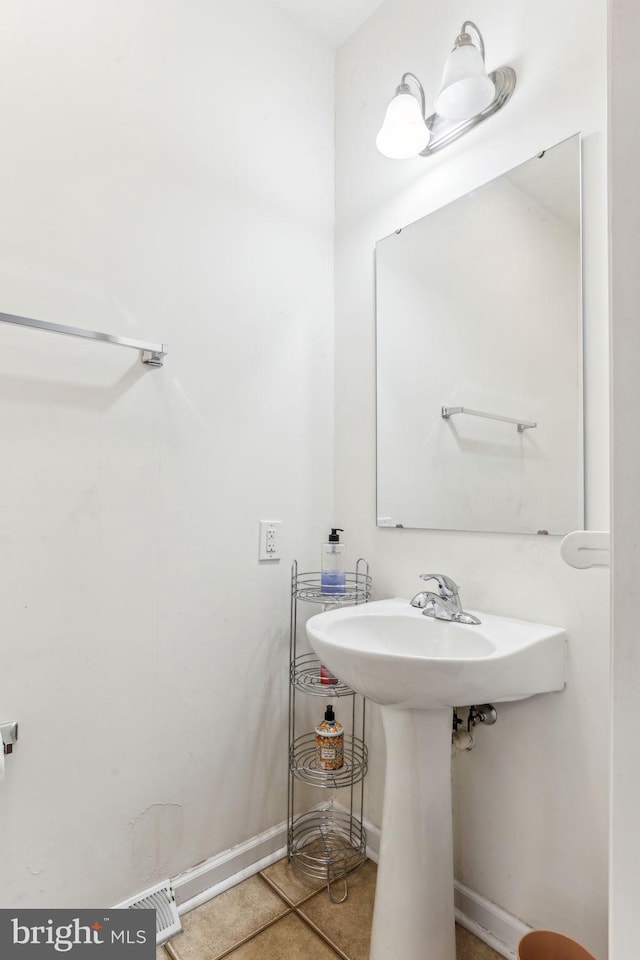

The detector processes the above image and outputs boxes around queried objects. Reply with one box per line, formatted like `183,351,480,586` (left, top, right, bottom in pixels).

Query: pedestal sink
306,598,567,960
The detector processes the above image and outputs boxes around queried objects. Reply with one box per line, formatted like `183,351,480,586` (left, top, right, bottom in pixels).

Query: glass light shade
435,43,495,120
376,92,430,159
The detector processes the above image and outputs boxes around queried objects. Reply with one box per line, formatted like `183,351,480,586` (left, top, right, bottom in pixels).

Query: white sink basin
305,597,568,960
305,597,567,708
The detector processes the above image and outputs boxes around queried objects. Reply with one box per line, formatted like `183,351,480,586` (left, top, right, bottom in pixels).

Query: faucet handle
409,591,429,609
418,574,459,598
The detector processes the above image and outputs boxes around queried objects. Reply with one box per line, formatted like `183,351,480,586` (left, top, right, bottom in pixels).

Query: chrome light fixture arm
458,21,486,61
399,72,427,118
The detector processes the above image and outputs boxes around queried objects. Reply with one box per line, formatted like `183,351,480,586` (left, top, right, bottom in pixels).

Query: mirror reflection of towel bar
441,405,537,433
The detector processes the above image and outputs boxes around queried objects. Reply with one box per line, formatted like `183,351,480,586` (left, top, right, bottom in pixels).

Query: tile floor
157,858,503,960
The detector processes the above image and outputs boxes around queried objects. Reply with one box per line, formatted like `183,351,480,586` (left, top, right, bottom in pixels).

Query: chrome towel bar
0,310,167,366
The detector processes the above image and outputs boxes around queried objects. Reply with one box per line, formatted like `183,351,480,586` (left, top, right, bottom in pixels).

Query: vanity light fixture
376,21,516,159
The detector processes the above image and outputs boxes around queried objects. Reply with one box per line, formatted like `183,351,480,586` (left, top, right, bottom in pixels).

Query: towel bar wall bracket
0,311,167,367
0,721,18,755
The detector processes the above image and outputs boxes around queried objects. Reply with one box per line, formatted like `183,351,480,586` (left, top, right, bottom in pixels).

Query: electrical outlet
259,520,282,561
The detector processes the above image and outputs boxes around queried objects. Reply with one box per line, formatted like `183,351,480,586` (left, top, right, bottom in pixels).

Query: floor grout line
165,875,296,960
257,870,298,908
256,870,349,956
296,885,331,909
212,908,296,960
293,908,352,960
164,941,179,960
258,868,327,910
166,905,296,960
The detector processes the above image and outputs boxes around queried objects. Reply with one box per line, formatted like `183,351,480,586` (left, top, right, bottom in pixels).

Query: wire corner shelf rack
287,559,371,903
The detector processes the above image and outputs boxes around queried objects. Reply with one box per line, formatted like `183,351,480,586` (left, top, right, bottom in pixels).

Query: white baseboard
172,819,288,913
165,808,530,960
454,881,531,959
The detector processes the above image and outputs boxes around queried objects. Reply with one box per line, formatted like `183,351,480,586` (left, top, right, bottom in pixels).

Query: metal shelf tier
292,562,372,606
290,653,356,697
290,733,368,788
289,807,367,885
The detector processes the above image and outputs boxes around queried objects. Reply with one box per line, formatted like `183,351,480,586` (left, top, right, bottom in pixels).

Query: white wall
609,1,640,957
0,0,335,907
335,0,609,956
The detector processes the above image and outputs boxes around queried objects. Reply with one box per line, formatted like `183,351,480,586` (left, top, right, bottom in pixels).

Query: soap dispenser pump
321,528,346,596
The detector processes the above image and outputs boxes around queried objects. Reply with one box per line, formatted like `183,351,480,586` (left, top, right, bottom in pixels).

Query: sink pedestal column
370,707,456,960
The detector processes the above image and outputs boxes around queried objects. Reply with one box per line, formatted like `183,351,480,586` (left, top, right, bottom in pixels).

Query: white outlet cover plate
259,520,282,561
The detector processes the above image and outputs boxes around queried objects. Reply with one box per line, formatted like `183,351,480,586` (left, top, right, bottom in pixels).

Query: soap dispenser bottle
321,528,346,596
315,704,344,770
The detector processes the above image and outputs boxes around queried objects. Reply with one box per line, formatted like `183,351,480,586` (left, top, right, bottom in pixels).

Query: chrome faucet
410,574,481,625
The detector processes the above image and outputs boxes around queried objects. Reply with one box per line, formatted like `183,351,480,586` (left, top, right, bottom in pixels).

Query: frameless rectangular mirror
375,134,583,535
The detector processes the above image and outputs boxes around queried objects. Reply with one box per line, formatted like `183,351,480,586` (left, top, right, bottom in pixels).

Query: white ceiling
271,0,386,48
